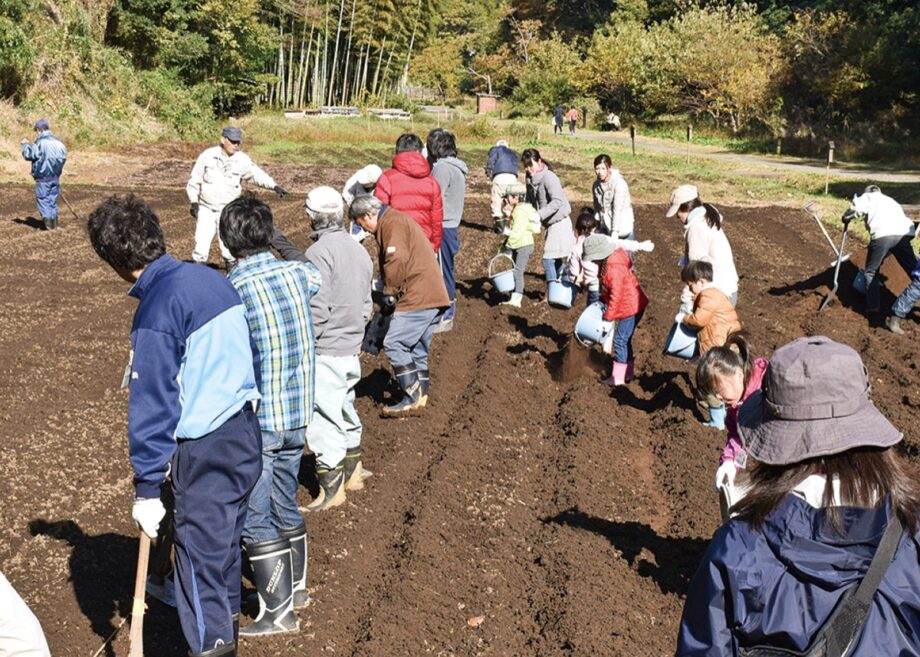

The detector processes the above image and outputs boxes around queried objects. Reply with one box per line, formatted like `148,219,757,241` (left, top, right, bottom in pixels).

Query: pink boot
602,361,629,386
625,359,635,382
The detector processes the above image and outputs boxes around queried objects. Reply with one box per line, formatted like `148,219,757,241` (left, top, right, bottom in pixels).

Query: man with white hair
349,194,449,416
485,139,519,233
187,126,288,268
843,184,916,315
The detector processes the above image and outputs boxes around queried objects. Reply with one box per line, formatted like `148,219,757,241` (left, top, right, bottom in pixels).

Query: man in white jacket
186,126,288,267
844,184,917,314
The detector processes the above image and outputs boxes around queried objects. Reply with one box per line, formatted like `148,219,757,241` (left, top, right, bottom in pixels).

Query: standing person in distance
427,129,467,332
485,139,519,234
374,133,444,252
553,104,565,135
565,106,580,135
187,126,289,269
21,118,67,231
87,195,262,657
521,149,575,297
592,154,635,240
350,195,449,417
843,184,917,317
220,196,323,636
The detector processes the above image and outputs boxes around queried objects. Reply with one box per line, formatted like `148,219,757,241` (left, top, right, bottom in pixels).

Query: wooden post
686,125,692,164
824,140,835,195
582,107,587,129
776,138,782,156
630,125,636,156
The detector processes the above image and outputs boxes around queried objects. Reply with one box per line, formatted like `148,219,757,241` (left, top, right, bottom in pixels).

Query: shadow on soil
547,507,710,596
768,259,899,314
12,216,45,230
612,370,699,414
29,519,185,657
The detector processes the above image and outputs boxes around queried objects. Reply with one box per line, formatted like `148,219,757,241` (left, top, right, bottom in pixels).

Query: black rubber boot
303,463,345,511
343,447,373,491
189,641,236,656
239,537,299,637
232,613,239,645
382,364,421,417
417,369,430,408
43,216,55,230
278,524,309,609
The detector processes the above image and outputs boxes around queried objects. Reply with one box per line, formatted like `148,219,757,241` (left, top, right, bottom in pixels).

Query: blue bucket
853,269,867,295
663,322,699,360
547,278,577,309
488,253,516,294
574,302,615,346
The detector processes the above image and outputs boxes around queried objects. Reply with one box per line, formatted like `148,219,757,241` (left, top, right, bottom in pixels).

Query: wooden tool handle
128,532,151,657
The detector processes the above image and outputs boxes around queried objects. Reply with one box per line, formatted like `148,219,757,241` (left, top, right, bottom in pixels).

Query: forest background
1,0,918,163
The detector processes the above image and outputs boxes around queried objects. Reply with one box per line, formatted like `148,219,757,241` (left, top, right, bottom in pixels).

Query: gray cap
738,336,901,465
222,126,242,142
582,234,618,262
34,118,50,131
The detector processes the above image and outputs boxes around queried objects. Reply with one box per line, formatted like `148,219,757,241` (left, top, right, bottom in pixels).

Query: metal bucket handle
488,252,515,278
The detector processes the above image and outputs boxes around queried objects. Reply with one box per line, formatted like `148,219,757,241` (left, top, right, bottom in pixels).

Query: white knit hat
305,186,344,215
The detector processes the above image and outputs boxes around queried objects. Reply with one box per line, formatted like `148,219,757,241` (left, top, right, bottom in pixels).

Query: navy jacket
127,255,260,498
677,495,920,656
486,145,518,178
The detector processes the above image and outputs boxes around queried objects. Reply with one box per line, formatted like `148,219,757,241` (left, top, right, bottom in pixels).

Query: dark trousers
440,226,460,303
173,406,261,653
865,234,916,310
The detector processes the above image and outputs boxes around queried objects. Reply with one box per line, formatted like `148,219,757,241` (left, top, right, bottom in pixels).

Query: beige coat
682,286,742,354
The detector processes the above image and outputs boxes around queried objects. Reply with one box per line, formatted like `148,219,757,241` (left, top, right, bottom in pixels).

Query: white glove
714,461,737,492
674,313,685,324
637,240,655,253
132,497,166,539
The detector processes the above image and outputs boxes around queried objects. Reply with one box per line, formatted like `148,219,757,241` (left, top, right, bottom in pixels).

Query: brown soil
1,165,918,657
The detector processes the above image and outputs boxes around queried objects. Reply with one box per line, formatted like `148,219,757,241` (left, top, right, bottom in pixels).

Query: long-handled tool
59,193,81,223
803,201,850,267
818,223,849,313
128,533,151,657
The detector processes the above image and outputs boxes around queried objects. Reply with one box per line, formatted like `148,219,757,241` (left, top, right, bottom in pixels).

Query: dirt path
0,170,918,656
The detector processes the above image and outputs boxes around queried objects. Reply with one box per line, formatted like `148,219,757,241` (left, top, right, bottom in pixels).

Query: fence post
686,125,693,164
630,125,637,156
824,140,835,195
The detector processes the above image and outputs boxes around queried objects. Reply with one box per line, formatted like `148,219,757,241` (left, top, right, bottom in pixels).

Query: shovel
803,201,850,268
818,222,849,313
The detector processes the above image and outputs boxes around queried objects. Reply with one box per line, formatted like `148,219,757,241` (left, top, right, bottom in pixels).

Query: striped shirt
228,251,322,431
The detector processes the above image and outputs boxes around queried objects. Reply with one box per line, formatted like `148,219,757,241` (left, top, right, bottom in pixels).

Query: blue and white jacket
486,144,518,178
127,254,261,498
21,131,67,180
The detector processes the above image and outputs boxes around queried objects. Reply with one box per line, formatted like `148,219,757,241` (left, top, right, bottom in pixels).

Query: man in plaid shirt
221,196,322,637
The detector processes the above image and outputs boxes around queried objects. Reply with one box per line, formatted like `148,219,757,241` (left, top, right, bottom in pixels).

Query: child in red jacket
583,234,648,386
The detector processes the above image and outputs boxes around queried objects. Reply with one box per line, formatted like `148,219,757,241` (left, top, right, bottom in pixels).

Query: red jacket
375,151,444,250
600,249,648,321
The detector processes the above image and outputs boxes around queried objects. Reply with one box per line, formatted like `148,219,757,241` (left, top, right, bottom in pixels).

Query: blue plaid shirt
228,251,322,432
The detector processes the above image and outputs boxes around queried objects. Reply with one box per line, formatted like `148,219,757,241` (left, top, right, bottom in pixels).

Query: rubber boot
304,463,345,511
382,364,422,417
278,524,309,609
189,642,236,657
703,405,727,429
887,315,905,335
417,369,430,407
232,613,239,644
602,361,628,387
501,293,523,307
343,447,372,491
239,537,299,637
51,215,58,229
625,358,636,382
43,217,54,230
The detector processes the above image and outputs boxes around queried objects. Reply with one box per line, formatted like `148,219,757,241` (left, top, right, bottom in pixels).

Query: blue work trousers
35,178,60,220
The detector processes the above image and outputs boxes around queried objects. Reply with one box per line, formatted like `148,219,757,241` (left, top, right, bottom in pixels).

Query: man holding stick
87,195,262,657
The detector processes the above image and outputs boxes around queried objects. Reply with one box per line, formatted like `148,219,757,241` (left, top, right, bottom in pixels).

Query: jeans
35,178,60,220
865,234,916,311
383,307,443,371
542,257,566,283
242,426,306,545
586,288,600,306
505,244,534,294
893,278,920,318
612,309,644,362
193,204,233,262
306,354,362,469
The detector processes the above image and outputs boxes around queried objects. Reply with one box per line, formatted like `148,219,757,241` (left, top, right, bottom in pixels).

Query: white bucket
547,278,577,309
488,253,516,294
663,322,699,360
853,269,867,295
574,302,615,346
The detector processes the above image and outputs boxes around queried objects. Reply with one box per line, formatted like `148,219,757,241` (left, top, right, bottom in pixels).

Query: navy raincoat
677,494,920,656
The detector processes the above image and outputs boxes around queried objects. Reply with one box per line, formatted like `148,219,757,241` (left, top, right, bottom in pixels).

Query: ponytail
703,203,723,230
695,331,754,400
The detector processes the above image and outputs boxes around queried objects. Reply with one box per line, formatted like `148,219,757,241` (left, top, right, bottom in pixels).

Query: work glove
714,461,737,492
674,312,686,325
841,207,857,225
381,294,397,311
132,497,166,539
274,185,289,199
637,240,655,253
21,138,30,146
189,202,199,219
